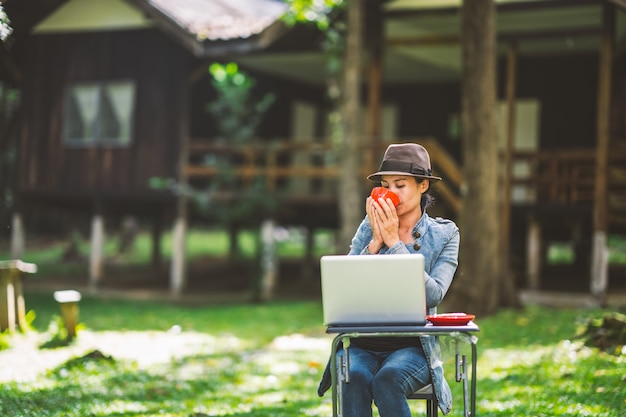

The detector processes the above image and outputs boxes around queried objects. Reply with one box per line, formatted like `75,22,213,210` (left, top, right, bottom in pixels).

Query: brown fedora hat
367,143,442,182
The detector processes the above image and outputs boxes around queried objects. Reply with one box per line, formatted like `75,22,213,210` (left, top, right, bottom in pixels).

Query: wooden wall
613,52,626,140
16,29,193,214
386,52,596,150
510,53,598,150
12,25,602,220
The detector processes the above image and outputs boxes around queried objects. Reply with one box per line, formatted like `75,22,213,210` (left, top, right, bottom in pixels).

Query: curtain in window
103,82,135,144
64,81,135,146
66,85,99,143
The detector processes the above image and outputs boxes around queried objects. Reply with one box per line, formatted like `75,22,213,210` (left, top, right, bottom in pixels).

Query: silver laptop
320,254,427,326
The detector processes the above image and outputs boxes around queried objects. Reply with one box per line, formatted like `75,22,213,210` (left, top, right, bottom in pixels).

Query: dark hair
416,178,434,212
421,193,434,212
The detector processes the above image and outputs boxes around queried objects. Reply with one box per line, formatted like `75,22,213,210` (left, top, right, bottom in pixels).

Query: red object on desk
426,313,475,326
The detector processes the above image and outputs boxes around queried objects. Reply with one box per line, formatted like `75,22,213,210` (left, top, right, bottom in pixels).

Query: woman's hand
365,197,382,253
367,196,400,251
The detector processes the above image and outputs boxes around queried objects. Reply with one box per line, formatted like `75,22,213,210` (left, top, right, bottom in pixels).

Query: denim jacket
318,211,459,415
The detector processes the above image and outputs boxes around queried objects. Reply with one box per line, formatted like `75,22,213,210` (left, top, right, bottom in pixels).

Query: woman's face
380,175,429,215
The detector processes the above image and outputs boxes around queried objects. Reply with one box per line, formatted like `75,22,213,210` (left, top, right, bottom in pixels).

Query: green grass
608,235,626,264
547,235,626,265
1,230,625,416
473,307,626,416
3,229,625,277
1,295,624,417
0,227,339,278
23,292,324,345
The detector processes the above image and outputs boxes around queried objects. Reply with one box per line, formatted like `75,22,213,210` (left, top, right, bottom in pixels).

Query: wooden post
0,260,37,332
499,42,522,307
54,290,82,340
259,219,277,301
502,43,518,264
0,272,15,332
14,276,27,330
366,1,383,141
290,101,317,194
591,2,614,300
170,212,187,296
365,1,384,177
305,227,315,265
527,217,541,290
228,224,240,258
170,79,191,296
89,213,104,290
151,214,162,268
10,212,24,259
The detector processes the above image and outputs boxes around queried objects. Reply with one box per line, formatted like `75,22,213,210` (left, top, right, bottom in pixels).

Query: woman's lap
338,345,432,417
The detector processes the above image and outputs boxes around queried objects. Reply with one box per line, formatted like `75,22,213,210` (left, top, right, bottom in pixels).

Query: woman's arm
424,227,459,308
348,217,374,255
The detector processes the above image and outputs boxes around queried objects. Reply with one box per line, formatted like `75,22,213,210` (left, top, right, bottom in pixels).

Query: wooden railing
183,140,626,219
183,138,463,211
508,148,626,205
184,141,341,188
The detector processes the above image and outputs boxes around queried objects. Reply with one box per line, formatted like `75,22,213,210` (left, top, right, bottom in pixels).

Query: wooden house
2,0,626,301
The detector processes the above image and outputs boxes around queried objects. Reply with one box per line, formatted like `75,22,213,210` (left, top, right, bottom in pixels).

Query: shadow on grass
8,295,624,417
473,342,624,417
0,347,328,417
2,334,623,417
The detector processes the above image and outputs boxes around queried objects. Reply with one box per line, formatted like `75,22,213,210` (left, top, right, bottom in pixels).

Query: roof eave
195,19,291,58
126,0,290,58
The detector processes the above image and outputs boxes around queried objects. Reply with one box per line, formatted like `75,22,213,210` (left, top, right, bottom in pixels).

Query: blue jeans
338,346,431,417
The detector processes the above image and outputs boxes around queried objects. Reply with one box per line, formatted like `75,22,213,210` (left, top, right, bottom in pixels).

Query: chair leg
426,399,438,417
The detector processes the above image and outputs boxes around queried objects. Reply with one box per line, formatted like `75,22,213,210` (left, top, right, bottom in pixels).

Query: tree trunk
338,0,364,252
450,0,500,315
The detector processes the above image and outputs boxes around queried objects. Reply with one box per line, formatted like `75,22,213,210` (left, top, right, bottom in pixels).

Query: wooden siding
17,29,192,210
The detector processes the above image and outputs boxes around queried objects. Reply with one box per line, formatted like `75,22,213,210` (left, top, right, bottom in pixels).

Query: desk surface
326,321,479,334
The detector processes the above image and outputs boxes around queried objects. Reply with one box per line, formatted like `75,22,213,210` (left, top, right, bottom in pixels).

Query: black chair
408,384,438,417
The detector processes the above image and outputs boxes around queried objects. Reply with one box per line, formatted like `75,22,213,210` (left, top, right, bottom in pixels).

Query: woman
318,143,460,416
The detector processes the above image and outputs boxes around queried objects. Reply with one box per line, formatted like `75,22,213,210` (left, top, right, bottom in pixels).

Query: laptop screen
320,254,427,326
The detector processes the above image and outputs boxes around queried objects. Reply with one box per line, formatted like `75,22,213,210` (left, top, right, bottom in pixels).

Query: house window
63,80,135,146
